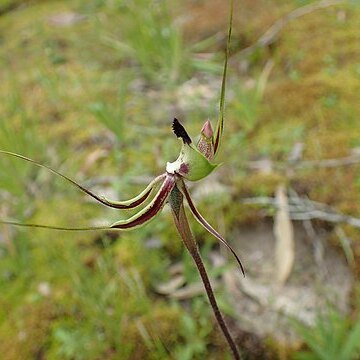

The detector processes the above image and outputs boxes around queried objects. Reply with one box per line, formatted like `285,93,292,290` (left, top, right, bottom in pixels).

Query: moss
182,0,290,48
257,4,360,147
30,198,102,239
0,300,56,359
236,172,286,197
123,304,182,360
114,232,168,287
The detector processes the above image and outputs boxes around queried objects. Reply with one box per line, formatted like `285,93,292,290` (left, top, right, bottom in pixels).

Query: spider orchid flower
0,0,243,358
0,119,244,276
0,118,243,360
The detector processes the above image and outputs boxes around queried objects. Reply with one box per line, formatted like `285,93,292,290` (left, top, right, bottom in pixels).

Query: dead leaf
274,185,294,286
48,12,86,27
155,275,185,295
170,281,219,300
248,158,273,174
79,148,108,175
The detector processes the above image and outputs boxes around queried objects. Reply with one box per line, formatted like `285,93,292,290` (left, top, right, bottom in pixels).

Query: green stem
169,186,241,360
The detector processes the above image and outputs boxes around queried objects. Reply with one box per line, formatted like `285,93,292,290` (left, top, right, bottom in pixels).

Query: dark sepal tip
172,118,192,145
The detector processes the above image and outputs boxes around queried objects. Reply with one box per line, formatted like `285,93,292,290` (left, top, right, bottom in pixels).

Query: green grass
0,92,45,196
102,0,221,86
292,310,360,360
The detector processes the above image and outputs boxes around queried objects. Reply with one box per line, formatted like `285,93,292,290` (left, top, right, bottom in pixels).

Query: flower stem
169,186,241,359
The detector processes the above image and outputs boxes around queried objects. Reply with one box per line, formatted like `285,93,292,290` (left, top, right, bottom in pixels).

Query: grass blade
214,0,234,157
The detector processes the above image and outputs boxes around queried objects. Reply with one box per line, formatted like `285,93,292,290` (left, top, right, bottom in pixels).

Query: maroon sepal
179,180,245,276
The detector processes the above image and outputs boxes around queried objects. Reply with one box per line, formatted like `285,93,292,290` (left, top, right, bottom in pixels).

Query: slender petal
169,185,241,360
110,174,176,230
214,0,233,157
0,175,176,232
0,150,162,209
0,220,110,231
178,180,245,276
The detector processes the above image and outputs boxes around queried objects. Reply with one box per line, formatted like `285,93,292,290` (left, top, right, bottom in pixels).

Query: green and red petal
110,174,176,230
0,150,161,210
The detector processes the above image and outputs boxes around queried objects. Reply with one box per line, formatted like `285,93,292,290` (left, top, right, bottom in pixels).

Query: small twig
242,196,360,229
289,189,327,277
247,154,360,173
335,227,355,266
239,0,346,56
294,154,360,169
304,218,327,279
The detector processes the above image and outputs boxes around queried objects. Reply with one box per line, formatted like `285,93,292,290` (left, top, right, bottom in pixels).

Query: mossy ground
0,0,359,359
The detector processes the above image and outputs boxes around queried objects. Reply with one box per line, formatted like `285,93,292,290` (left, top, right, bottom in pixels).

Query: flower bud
197,120,214,160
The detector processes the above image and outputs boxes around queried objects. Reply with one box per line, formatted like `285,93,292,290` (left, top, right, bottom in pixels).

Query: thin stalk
169,186,241,360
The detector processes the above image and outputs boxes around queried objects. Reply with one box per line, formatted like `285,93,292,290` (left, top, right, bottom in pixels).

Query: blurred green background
0,0,360,359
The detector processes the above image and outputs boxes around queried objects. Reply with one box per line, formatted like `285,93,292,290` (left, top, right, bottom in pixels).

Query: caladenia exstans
0,0,244,358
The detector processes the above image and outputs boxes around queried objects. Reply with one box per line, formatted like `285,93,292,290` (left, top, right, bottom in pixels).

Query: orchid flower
0,0,244,358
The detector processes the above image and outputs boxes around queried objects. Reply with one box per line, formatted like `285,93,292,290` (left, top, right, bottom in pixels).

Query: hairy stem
169,186,241,360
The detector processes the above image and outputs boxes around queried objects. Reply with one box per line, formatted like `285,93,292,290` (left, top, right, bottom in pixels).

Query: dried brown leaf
274,185,295,286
